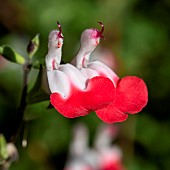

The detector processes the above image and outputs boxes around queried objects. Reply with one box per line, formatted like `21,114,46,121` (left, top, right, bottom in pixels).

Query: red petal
115,76,148,114
50,77,115,118
96,105,128,124
50,86,89,118
83,77,115,111
96,76,148,123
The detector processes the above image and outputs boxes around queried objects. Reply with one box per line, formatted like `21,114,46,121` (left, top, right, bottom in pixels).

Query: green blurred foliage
0,0,170,169
0,134,8,164
0,45,26,64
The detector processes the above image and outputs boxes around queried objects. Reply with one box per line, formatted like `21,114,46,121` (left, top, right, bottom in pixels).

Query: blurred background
0,0,170,169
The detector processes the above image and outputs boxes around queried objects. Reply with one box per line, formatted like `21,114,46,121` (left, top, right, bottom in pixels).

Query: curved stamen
57,21,64,38
98,22,104,34
97,22,104,39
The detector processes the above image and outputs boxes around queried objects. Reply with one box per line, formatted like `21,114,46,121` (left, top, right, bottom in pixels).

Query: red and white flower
46,22,115,118
46,22,148,123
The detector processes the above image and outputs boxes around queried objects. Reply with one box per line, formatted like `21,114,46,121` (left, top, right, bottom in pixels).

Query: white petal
87,60,119,86
80,68,99,79
47,70,71,97
45,49,62,70
59,64,87,90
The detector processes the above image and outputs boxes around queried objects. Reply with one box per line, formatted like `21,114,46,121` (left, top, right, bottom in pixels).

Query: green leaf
27,34,40,59
27,88,49,104
24,101,50,121
0,45,26,65
0,134,8,164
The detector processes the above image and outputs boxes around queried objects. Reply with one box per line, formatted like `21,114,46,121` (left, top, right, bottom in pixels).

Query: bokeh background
0,0,170,169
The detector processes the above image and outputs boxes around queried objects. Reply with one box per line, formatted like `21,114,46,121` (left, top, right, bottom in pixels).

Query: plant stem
12,63,31,143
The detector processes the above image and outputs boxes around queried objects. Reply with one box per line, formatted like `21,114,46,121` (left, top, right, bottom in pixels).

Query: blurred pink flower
99,147,124,170
90,47,118,71
64,124,125,170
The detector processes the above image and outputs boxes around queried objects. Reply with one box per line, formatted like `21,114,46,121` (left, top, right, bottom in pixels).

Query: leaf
24,101,50,121
27,34,40,59
27,89,49,104
0,134,8,164
0,45,26,65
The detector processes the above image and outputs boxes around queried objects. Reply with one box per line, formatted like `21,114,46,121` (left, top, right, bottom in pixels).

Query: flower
46,21,148,123
74,22,148,123
46,22,116,118
45,21,64,71
64,124,125,170
96,125,125,170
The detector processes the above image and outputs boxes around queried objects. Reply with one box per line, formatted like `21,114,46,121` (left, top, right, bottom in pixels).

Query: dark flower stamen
96,22,104,39
57,21,64,39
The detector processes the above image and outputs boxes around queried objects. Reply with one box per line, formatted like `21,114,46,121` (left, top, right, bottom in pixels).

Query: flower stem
12,63,31,143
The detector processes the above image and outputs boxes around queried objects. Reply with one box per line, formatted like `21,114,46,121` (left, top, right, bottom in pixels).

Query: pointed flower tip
27,33,40,58
35,33,40,38
56,21,64,39
56,21,60,26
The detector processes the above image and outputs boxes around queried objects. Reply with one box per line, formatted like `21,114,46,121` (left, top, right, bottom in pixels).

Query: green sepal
27,34,40,59
0,45,26,65
0,134,8,164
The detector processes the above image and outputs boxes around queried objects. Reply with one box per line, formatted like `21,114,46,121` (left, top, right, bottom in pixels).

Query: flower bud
27,34,40,59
